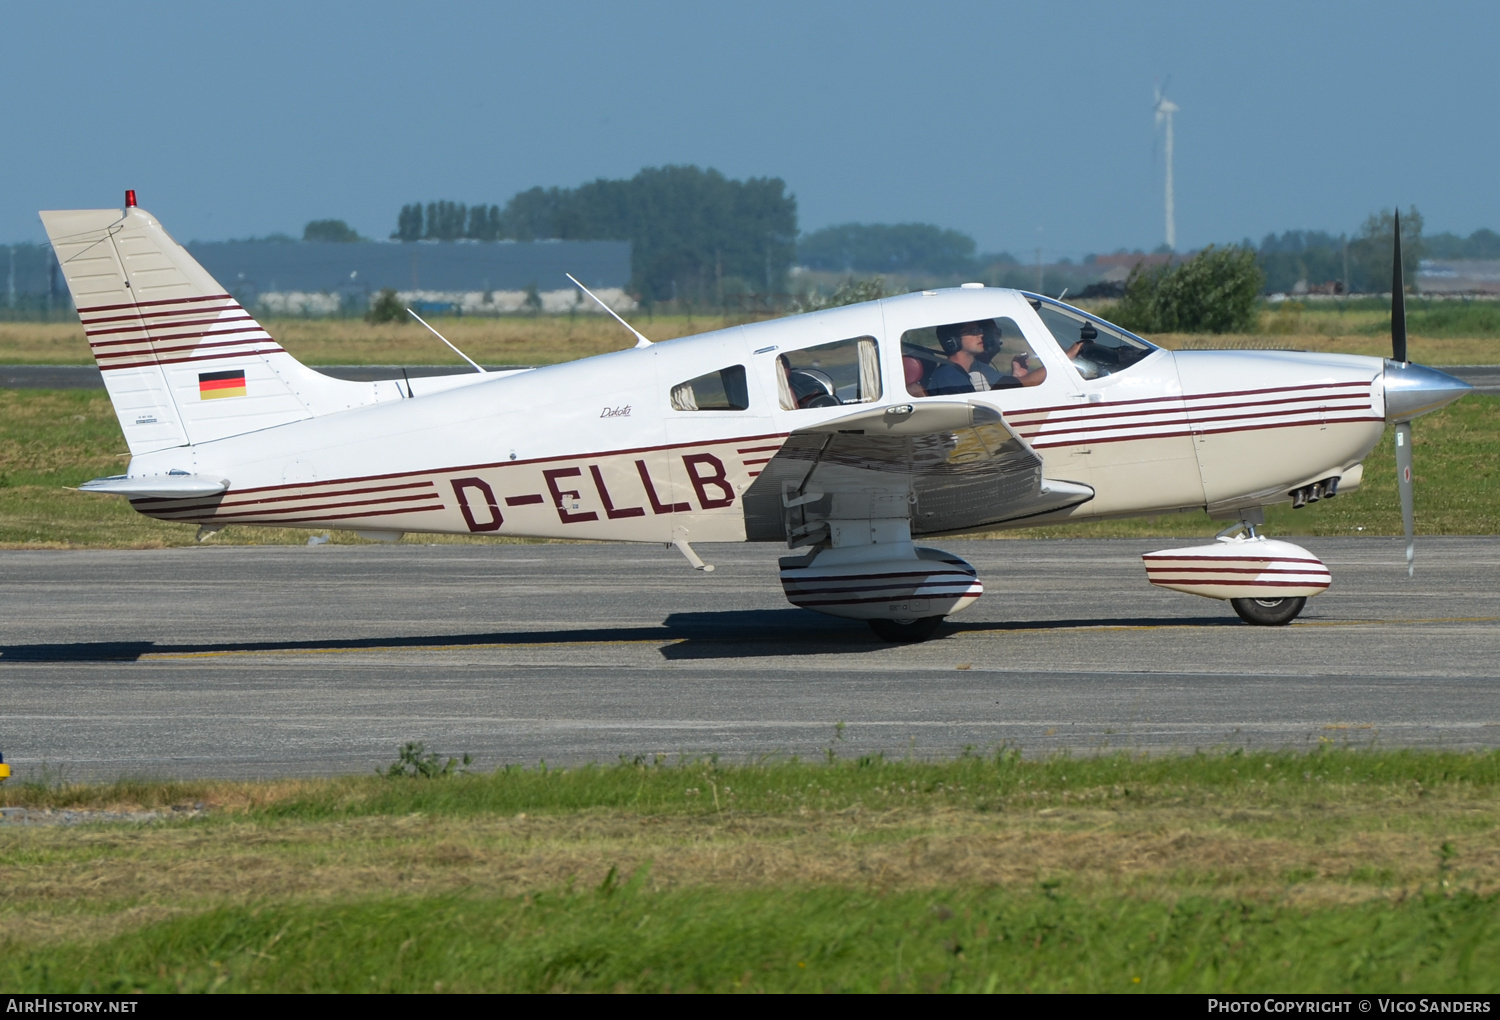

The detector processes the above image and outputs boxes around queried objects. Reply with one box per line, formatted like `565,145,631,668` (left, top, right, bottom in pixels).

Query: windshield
1024,294,1157,380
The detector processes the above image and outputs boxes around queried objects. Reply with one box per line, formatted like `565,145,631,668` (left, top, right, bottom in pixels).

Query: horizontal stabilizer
78,474,228,498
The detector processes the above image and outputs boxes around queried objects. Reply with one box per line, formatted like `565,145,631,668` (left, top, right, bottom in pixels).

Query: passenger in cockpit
927,320,1037,395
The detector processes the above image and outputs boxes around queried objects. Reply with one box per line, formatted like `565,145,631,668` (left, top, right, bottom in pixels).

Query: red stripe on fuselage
90,325,266,349
84,315,256,338
80,308,244,328
1007,380,1372,421
98,347,286,371
133,480,436,515
129,432,796,506
76,293,236,314
1012,394,1372,432
1027,415,1382,449
140,491,441,522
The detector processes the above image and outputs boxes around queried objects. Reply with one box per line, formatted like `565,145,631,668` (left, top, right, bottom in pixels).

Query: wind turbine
1154,81,1179,251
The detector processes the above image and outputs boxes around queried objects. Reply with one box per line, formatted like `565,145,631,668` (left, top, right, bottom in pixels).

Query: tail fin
40,203,389,455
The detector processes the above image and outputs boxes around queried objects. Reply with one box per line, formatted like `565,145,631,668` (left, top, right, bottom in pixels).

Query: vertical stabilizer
40,204,395,454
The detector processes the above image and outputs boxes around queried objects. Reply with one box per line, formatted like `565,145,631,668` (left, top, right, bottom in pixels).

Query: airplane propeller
1382,211,1473,577
1392,213,1415,577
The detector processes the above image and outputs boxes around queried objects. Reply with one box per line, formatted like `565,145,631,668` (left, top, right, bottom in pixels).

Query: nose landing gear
1143,518,1329,627
1230,595,1308,626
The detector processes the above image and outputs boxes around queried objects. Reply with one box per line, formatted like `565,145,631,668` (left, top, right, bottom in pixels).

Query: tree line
1253,208,1422,294
378,180,1492,301
796,223,979,276
391,166,797,304
393,202,502,243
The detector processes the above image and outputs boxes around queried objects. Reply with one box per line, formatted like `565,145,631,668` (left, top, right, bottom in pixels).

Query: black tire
1230,596,1307,626
868,616,944,643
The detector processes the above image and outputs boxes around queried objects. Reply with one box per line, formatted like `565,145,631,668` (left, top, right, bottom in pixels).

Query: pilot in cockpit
927,320,1045,395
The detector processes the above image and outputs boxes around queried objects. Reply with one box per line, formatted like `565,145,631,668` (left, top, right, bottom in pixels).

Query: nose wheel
1230,596,1306,626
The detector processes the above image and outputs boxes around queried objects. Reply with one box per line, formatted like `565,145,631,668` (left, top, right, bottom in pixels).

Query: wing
741,401,1094,543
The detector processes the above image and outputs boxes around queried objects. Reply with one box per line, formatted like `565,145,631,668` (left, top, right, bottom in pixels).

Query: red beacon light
125,189,137,208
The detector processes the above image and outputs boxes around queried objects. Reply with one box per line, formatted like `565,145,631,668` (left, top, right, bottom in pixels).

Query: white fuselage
120,289,1387,542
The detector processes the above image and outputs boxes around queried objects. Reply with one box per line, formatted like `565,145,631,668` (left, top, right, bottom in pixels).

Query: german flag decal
199,369,247,400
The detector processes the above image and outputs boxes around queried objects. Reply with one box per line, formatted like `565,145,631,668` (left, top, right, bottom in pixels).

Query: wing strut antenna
406,308,487,373
566,273,651,348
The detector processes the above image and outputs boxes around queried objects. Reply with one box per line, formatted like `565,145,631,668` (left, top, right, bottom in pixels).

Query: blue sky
4,1,1495,259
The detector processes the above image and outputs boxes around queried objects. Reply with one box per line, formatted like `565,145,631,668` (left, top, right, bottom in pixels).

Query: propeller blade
1395,420,1415,577
1392,211,1408,364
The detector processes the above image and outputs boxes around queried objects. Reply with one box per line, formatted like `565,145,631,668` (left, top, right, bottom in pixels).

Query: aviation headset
936,320,1003,359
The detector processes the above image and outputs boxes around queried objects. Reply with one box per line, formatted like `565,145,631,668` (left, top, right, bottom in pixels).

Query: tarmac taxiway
1,537,1497,779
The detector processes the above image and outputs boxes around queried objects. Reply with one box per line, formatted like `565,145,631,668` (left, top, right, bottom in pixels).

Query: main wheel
868,616,944,643
1230,596,1307,626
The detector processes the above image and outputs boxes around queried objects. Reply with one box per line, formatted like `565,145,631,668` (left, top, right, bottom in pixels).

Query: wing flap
741,402,1093,542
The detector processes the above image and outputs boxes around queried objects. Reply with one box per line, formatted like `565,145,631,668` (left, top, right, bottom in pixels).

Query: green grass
1280,295,1500,339
13,745,1499,818
1358,299,1500,339
242,747,1500,820
1,389,1496,546
9,886,1495,993
8,746,1500,815
3,750,1498,993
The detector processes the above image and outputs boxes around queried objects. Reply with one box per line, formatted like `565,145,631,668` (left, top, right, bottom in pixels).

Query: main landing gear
779,541,981,646
867,616,944,643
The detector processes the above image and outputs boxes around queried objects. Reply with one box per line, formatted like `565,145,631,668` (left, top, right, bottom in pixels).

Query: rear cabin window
776,336,881,410
900,317,1047,397
671,364,749,411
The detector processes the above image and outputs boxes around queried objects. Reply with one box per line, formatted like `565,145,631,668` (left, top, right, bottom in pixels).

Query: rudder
41,202,389,454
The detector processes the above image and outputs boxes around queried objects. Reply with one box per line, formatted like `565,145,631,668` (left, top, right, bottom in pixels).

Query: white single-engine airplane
40,197,1471,641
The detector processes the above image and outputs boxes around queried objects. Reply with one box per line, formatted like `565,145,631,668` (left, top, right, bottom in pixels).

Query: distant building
1089,252,1179,285
3,243,66,311
3,239,634,315
1417,259,1500,295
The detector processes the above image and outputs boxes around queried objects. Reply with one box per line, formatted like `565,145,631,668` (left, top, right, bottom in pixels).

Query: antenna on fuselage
566,273,652,348
405,308,487,373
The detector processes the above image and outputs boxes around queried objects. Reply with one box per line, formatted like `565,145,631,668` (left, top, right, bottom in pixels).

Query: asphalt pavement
1,538,1496,780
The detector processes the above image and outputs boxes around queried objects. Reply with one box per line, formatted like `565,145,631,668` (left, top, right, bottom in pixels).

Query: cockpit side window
899,317,1045,398
671,365,749,411
1029,298,1157,380
776,336,881,410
